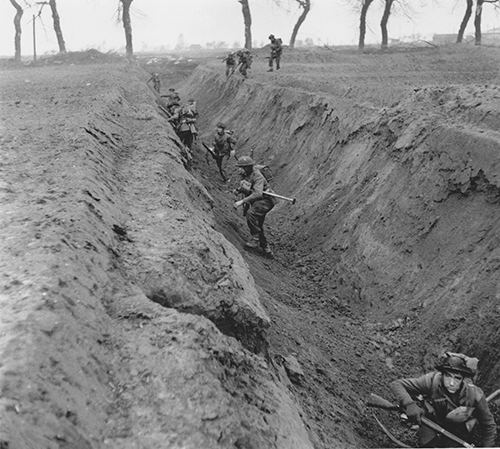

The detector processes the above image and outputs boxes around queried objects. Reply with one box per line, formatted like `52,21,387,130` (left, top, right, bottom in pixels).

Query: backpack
255,164,273,183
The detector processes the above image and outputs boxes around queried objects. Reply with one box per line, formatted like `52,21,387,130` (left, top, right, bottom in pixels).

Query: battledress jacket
391,371,497,447
240,168,275,206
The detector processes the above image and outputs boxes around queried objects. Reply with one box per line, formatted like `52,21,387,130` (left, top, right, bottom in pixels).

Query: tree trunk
121,0,134,57
380,0,394,49
359,0,375,50
474,0,484,46
289,0,310,49
9,0,23,62
238,0,252,50
49,0,66,53
457,0,473,43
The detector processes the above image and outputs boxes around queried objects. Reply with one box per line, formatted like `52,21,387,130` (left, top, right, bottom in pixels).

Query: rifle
202,142,217,159
367,393,474,448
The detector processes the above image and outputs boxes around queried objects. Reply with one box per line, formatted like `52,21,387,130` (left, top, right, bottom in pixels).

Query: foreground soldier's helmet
435,354,474,377
236,156,255,167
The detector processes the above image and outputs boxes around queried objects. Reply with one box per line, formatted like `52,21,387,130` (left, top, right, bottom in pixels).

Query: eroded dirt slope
0,62,316,449
181,46,500,446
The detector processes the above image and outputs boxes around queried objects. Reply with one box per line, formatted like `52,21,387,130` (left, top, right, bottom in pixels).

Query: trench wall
183,66,500,390
0,64,316,449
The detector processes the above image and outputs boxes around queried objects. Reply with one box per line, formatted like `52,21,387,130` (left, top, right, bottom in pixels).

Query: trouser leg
276,54,281,69
246,200,274,248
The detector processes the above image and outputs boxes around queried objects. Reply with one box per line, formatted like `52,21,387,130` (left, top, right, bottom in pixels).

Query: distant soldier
223,52,236,77
211,122,236,181
236,49,253,78
147,72,161,92
233,156,276,257
268,34,282,72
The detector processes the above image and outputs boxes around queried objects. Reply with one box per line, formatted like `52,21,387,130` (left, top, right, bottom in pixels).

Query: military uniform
268,35,282,71
236,49,252,78
237,166,276,252
224,52,236,77
391,371,496,447
171,102,197,149
212,126,236,181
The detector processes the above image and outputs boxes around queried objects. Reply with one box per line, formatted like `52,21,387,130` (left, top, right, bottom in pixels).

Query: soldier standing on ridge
268,34,282,72
223,52,236,77
147,72,161,93
211,122,236,181
390,352,497,448
233,156,276,257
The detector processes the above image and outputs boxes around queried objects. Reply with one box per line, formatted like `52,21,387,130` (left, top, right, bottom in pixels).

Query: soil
1,46,499,448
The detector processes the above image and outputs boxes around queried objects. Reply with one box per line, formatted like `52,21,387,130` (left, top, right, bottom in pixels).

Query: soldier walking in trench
211,122,237,181
233,156,276,258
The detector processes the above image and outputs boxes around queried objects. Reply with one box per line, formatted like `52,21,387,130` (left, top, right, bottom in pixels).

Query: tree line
7,0,500,62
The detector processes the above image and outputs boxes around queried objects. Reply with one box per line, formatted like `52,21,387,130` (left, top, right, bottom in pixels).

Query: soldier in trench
211,122,237,181
147,72,161,93
233,156,275,257
390,352,497,447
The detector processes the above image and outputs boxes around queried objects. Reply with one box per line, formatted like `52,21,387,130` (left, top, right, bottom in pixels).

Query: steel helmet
269,34,275,39
435,354,474,377
236,156,255,167
216,121,226,129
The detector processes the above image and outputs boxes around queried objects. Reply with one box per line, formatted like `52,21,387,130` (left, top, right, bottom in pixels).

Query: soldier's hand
234,200,244,209
405,402,424,424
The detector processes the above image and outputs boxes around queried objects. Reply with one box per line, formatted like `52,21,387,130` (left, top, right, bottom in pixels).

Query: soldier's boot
267,68,274,72
244,237,260,249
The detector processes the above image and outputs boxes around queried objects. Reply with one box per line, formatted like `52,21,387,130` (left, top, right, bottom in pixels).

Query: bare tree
474,0,499,45
290,0,311,48
119,0,134,57
380,0,395,49
358,0,375,50
48,0,66,53
457,0,473,43
9,0,23,62
238,0,252,49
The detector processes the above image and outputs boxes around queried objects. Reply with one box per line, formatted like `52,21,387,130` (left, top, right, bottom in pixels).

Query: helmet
269,34,275,40
236,156,255,167
216,122,226,129
436,354,475,377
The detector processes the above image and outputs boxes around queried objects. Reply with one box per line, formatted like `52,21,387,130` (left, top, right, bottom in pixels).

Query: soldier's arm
475,393,497,447
242,173,265,204
390,372,434,408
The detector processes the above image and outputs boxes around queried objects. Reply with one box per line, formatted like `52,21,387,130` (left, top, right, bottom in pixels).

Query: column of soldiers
222,33,282,79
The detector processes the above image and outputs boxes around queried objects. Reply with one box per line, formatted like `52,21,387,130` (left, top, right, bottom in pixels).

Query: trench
1,49,500,449
162,49,500,447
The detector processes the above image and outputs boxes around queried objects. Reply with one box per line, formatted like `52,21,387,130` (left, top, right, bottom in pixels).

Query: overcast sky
1,0,499,57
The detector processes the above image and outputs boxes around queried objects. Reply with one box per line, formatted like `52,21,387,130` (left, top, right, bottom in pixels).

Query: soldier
170,99,198,149
390,352,497,447
211,122,236,181
147,72,161,93
236,49,253,78
223,52,236,77
233,156,276,257
268,34,282,72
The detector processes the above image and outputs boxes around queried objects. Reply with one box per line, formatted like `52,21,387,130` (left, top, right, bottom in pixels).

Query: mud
1,45,500,449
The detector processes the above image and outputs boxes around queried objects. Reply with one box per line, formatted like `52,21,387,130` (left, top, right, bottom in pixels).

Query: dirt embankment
182,45,500,414
0,63,315,449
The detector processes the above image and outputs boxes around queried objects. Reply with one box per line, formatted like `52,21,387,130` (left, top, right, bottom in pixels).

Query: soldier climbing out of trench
223,51,237,78
235,49,253,79
147,72,161,93
233,156,276,258
390,352,497,448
